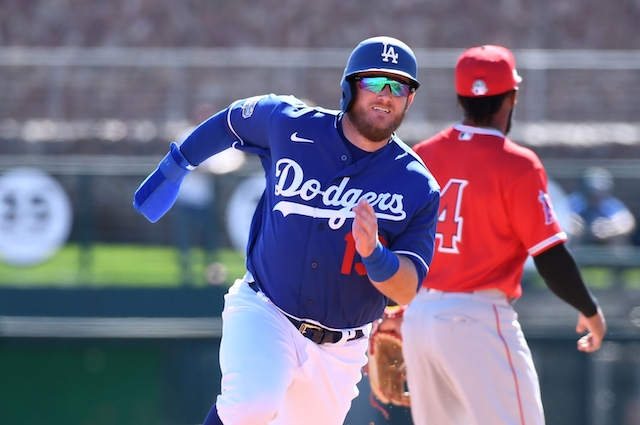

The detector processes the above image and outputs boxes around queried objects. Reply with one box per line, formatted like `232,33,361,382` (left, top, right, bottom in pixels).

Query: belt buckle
298,322,323,335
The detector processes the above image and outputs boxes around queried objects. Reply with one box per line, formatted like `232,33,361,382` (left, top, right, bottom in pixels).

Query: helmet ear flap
340,77,356,112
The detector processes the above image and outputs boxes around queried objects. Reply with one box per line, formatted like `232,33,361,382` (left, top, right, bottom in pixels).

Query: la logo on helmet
381,43,399,64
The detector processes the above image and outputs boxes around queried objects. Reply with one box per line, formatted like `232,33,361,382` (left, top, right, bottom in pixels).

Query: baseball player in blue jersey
132,36,440,425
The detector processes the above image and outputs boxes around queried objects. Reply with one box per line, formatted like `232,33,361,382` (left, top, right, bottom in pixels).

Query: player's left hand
576,306,607,353
352,199,378,258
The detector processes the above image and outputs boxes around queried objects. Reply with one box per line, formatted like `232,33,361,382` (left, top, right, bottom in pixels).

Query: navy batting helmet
340,36,420,112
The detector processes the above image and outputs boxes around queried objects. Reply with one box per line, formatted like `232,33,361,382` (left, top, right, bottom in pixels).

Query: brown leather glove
365,305,410,407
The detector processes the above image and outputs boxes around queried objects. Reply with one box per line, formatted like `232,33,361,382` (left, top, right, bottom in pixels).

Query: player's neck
463,107,512,135
461,93,515,135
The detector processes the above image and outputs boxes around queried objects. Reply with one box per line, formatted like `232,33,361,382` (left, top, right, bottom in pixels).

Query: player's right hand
352,199,378,258
575,306,607,353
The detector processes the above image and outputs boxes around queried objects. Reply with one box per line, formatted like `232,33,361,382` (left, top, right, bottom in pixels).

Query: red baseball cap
455,45,522,97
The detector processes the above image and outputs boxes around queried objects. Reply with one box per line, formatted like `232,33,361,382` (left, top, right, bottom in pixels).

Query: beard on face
346,99,409,143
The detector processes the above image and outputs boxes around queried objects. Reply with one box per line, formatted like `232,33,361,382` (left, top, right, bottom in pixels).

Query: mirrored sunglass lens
389,83,410,96
359,77,386,93
359,77,410,97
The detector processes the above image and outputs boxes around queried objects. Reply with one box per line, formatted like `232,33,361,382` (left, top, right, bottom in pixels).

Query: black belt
247,280,365,345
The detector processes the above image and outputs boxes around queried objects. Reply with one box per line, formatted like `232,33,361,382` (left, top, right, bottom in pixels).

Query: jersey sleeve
178,94,286,165
391,173,440,287
504,163,567,256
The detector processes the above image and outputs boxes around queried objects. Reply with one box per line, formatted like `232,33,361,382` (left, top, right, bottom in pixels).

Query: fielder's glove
365,305,411,407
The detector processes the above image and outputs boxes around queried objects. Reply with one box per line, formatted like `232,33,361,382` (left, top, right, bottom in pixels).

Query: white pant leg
216,279,370,425
273,332,369,425
216,279,298,424
402,289,545,425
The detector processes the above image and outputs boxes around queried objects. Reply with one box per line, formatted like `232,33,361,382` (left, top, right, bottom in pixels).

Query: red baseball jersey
413,124,567,299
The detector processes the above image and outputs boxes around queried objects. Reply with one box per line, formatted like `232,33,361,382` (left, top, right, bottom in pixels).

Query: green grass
4,244,640,290
0,244,247,288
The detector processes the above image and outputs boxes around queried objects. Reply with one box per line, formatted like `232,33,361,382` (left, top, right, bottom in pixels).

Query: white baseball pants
402,288,545,425
215,278,371,425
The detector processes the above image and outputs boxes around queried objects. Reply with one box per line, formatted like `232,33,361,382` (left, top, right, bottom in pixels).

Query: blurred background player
567,166,636,247
173,102,245,285
173,102,217,285
133,36,440,425
405,45,607,425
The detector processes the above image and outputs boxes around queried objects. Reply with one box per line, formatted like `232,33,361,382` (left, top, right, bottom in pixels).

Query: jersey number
341,233,388,275
436,179,468,253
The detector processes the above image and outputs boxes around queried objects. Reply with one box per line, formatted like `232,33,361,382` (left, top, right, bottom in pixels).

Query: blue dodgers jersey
184,94,440,329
